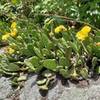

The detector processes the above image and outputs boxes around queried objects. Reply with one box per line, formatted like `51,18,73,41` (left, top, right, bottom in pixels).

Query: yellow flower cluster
5,47,15,54
2,22,17,41
10,22,17,37
54,25,67,33
76,25,91,41
2,33,10,40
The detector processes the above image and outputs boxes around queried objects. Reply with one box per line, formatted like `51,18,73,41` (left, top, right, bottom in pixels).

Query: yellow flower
54,25,67,33
11,22,17,29
10,29,17,37
76,26,91,41
81,26,91,33
2,22,17,41
95,42,100,46
10,22,17,37
2,33,10,41
5,47,15,54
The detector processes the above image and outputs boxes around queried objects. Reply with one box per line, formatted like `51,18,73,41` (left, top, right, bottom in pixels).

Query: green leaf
4,63,20,72
22,48,33,57
37,79,47,85
42,48,50,57
24,56,42,72
57,50,64,57
59,69,69,78
62,32,71,41
46,42,55,50
11,0,20,4
79,68,88,79
59,57,68,67
70,42,79,53
40,33,51,48
27,43,35,54
93,46,100,58
42,59,57,71
0,69,3,74
42,70,55,78
38,85,48,90
95,66,100,74
92,57,98,69
11,0,17,4
17,76,27,82
33,47,43,58
94,35,100,43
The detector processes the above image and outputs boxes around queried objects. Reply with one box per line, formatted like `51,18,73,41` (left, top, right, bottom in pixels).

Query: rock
47,80,65,100
19,74,42,100
20,75,100,100
58,85,100,100
0,47,5,54
0,71,100,100
0,77,13,100
47,78,100,100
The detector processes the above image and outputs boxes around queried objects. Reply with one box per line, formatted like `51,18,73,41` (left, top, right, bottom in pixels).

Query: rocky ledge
0,74,100,100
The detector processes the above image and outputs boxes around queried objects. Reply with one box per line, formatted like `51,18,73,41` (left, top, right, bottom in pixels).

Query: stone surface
58,85,100,100
0,74,100,100
47,79,100,100
19,74,42,100
0,48,5,54
19,74,100,100
0,77,13,100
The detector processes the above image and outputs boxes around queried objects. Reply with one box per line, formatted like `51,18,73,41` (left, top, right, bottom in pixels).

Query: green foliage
0,0,100,90
24,56,42,72
42,59,57,71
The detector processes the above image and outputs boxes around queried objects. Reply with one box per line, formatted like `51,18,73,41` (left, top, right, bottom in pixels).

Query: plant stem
39,13,100,32
81,41,88,54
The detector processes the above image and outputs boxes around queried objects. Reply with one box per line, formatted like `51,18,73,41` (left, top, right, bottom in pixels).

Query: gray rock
58,85,100,100
48,78,100,100
0,77,13,100
0,48,5,54
0,74,100,100
19,74,42,100
20,76,100,100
